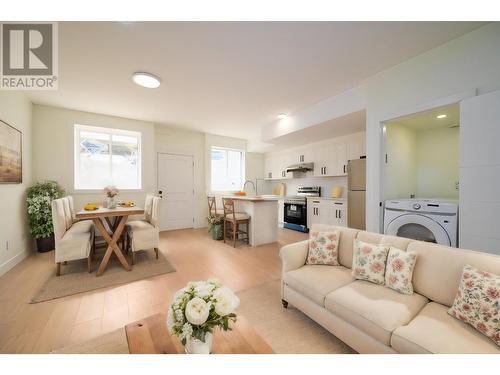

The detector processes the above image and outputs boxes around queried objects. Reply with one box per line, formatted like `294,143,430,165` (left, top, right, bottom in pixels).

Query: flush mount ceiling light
436,114,447,119
277,113,288,120
132,72,161,88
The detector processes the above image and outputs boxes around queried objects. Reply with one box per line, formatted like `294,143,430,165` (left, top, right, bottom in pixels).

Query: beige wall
31,105,266,230
0,92,33,276
384,124,417,199
384,123,459,200
32,105,156,211
416,126,459,199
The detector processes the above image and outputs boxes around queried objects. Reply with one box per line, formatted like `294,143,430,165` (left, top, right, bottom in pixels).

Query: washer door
386,213,450,246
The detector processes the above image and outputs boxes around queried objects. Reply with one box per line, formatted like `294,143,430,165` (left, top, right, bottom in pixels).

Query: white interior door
460,90,500,254
157,153,194,231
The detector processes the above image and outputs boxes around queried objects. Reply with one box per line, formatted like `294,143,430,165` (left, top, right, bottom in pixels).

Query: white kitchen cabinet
307,199,326,228
307,198,347,228
346,133,366,161
265,131,365,180
278,199,284,227
328,200,347,227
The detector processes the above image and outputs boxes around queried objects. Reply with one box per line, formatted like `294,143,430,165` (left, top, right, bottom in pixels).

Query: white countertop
307,197,347,201
223,195,279,202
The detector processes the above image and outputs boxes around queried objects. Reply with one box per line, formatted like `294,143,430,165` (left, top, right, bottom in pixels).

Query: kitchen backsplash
258,176,348,198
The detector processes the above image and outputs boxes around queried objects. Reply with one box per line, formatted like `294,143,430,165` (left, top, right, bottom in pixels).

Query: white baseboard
0,250,29,277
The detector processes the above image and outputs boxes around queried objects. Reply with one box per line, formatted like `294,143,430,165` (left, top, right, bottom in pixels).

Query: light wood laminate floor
0,227,307,353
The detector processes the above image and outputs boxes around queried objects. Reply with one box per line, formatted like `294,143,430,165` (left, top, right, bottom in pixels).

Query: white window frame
210,146,245,193
74,124,142,191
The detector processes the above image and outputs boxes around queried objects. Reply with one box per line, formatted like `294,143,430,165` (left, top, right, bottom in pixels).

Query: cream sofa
279,224,500,354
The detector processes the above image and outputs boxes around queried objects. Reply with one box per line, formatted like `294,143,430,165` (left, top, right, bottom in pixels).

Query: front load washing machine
384,199,458,247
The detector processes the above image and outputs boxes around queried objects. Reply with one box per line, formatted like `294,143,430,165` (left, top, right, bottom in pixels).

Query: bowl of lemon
84,203,99,211
119,200,135,208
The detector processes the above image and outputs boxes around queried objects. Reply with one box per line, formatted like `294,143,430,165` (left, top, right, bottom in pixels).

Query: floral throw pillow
384,247,418,295
448,265,500,346
351,239,389,285
306,230,340,266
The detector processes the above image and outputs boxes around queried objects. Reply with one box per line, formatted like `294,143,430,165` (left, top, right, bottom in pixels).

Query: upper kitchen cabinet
346,132,366,161
265,131,365,180
294,146,314,164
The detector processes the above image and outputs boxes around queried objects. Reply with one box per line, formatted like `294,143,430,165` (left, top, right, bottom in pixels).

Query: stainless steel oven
283,186,320,232
284,199,307,231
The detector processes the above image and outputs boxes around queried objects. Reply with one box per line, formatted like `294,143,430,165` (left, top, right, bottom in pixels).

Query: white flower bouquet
167,279,239,352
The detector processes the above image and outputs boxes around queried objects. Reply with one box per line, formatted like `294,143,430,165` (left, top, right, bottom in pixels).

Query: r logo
2,23,53,76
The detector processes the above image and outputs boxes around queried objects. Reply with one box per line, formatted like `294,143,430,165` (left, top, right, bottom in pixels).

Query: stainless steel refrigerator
347,158,366,230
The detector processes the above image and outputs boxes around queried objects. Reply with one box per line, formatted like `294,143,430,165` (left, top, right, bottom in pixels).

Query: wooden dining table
75,206,144,276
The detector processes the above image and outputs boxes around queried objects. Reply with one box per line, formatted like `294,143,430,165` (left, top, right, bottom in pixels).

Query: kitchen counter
225,195,280,202
223,196,278,246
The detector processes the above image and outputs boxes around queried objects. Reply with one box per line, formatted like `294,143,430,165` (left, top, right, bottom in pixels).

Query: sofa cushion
385,247,418,295
351,239,389,285
306,230,340,266
391,302,500,353
311,224,358,268
356,231,413,251
448,265,500,346
283,265,354,306
325,280,428,345
408,241,500,307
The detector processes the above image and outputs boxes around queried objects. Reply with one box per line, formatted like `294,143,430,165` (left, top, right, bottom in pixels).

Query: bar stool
207,196,224,217
222,198,250,248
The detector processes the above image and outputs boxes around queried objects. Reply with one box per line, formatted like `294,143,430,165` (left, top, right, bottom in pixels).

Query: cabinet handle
339,210,342,219
324,166,327,175
343,165,346,174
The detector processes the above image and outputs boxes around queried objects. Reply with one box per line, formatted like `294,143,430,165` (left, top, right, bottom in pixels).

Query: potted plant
167,279,239,354
26,181,65,253
207,214,224,240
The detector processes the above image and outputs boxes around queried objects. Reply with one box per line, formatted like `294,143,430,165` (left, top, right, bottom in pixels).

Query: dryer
384,199,458,247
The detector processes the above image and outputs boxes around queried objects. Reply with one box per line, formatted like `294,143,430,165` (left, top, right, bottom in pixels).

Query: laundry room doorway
381,103,460,204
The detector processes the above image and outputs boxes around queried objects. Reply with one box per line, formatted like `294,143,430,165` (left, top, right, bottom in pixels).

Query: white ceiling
26,22,483,148
387,103,460,131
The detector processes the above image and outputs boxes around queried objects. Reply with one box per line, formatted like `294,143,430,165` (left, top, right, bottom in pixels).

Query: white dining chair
125,194,161,265
51,196,95,276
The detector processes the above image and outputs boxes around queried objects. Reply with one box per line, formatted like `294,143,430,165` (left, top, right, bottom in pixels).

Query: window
210,147,245,191
74,124,141,190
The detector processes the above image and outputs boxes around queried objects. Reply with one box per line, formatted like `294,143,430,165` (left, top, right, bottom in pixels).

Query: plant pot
184,332,213,354
36,234,55,253
211,224,224,240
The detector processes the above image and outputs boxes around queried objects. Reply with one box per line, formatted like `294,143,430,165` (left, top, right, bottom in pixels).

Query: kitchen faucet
243,179,257,196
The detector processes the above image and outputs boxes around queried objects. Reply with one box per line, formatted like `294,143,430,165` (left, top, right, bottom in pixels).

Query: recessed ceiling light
132,72,161,88
277,113,288,120
436,114,447,119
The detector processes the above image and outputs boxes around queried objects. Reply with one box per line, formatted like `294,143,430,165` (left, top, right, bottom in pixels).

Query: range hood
286,162,314,173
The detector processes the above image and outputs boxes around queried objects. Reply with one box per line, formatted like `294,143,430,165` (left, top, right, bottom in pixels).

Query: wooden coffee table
125,313,273,354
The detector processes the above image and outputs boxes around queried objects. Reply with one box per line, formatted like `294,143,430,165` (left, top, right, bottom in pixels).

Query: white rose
185,297,210,325
194,281,215,298
213,287,239,316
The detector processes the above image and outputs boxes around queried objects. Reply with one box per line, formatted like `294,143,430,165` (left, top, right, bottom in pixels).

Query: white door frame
156,152,195,231
378,89,476,233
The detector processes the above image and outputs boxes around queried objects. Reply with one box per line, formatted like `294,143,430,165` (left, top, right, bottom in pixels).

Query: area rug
52,279,355,354
31,248,176,303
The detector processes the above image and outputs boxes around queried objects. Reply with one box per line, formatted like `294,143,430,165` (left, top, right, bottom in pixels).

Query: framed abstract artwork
0,120,22,183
